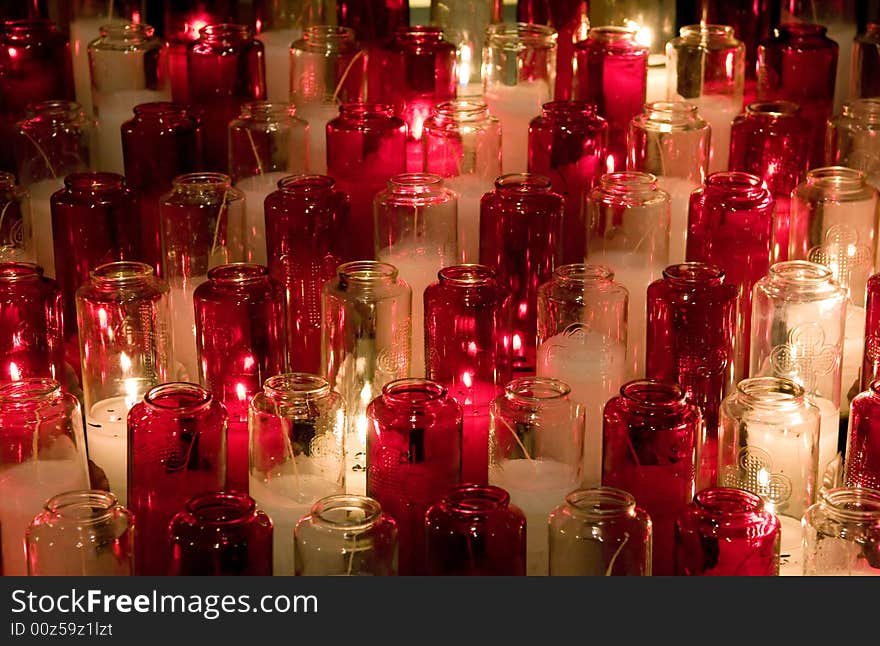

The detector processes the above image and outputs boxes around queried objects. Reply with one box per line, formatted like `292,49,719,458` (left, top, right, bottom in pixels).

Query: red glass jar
674,487,780,576
122,103,203,275
480,173,564,374
326,103,406,260
425,484,526,576
602,379,701,576
729,102,811,263
127,382,227,576
528,101,608,264
844,381,880,490
187,24,266,172
852,23,880,100
573,27,648,174
757,23,839,168
366,378,463,575
265,175,351,374
646,263,737,491
169,491,273,576
424,265,510,484
861,274,880,392
686,172,775,381
0,263,63,385
336,0,409,46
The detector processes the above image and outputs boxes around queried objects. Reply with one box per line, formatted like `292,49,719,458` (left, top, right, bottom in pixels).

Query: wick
209,189,230,262
278,411,300,491
22,131,57,179
605,532,630,575
0,201,12,241
245,128,265,176
332,49,365,103
498,416,535,463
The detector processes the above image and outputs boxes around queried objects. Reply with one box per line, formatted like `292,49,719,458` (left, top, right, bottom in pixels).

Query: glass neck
394,25,444,47
239,101,293,122
806,167,866,194
171,172,232,194
206,263,269,288
662,262,724,287
438,264,495,288
386,173,445,198
642,101,701,128
820,488,880,523
565,487,637,518
553,263,614,285
599,172,658,198
303,25,356,51
90,261,155,287
99,22,155,43
199,23,251,45
589,26,638,45
486,22,557,51
278,174,335,195
620,380,686,411
746,101,800,119
0,378,62,410
3,19,58,40
45,490,118,524
736,377,806,411
767,260,835,292
541,100,597,122
339,103,394,121
505,377,570,403
432,100,490,125
262,373,331,404
778,23,828,40
0,262,43,283
144,383,213,414
133,102,192,123
337,261,398,288
679,24,736,45
442,485,510,516
312,495,384,530
25,100,84,124
64,172,125,196
705,172,767,200
495,173,552,196
842,99,880,125
382,379,447,407
184,492,256,525
694,488,764,517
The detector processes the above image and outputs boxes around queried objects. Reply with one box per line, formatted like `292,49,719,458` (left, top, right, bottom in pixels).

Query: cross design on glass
768,322,837,392
808,225,872,297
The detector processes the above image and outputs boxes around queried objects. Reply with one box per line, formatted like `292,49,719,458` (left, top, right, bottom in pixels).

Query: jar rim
662,262,725,284
310,494,385,530
183,491,256,525
431,100,490,123
337,260,398,283
819,487,880,521
505,377,570,402
441,485,511,515
694,487,766,516
98,22,155,40
620,379,685,407
0,378,61,405
767,260,835,285
746,101,800,117
736,377,805,405
564,487,637,517
144,382,212,413
44,490,119,525
553,263,614,283
263,373,331,401
90,261,155,284
0,262,43,282
207,263,269,285
495,173,553,193
381,378,448,405
172,172,232,189
438,264,496,286
485,22,558,49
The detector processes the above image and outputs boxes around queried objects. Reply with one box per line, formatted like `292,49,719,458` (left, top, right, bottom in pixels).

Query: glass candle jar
627,101,709,266
548,486,652,576
585,171,670,378
851,23,880,100
160,172,246,382
425,265,510,485
0,172,32,263
528,101,608,264
667,24,745,173
425,484,526,576
483,23,557,174
845,382,880,490
646,263,737,490
803,486,880,576
674,487,780,576
729,101,811,263
326,103,407,260
168,491,273,576
26,490,134,576
536,263,627,486
0,263,63,385
335,0,409,46
249,373,346,576
0,379,89,576
366,378,462,575
489,377,584,576
430,0,503,91
517,0,588,100
757,23,839,168
861,275,880,392
686,171,776,382
76,261,172,506
375,173,458,378
294,494,398,576
602,379,700,576
423,100,501,264
480,173,564,375
827,99,880,190
194,264,285,492
127,382,227,576
322,261,411,497
187,24,266,172
122,103,202,275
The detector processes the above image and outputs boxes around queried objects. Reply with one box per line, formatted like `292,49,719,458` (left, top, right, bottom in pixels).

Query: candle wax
257,29,301,104
71,17,128,116
169,278,205,383
692,95,741,174
96,89,171,174
296,102,338,176
235,171,289,266
646,56,668,104
28,178,63,279
445,175,490,265
656,176,698,266
485,80,551,174
86,396,130,506
842,304,866,414
778,514,805,577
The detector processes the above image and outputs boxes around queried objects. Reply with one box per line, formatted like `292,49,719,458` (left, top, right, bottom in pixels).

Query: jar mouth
432,100,489,123
806,166,866,192
443,485,510,515
382,379,447,405
746,101,800,118
843,98,880,124
184,491,256,525
99,22,155,41
736,377,805,406
662,262,725,284
778,22,827,37
132,102,191,119
705,171,769,199
263,373,331,401
0,378,61,406
207,263,269,285
600,171,658,193
0,262,42,282
337,260,398,284
553,263,614,283
199,23,252,41
587,26,641,43
394,24,445,44
388,173,444,195
620,380,685,407
565,487,637,517
144,382,212,413
64,172,126,193
311,494,384,530
540,100,598,120
485,22,558,50
25,100,84,122
304,25,356,44
679,24,736,41
240,101,294,120
339,102,394,120
172,172,232,191
45,490,119,525
694,487,765,516
768,260,834,286
819,487,880,521
438,264,496,286
278,174,336,193
505,377,570,402
90,261,155,284
495,173,552,193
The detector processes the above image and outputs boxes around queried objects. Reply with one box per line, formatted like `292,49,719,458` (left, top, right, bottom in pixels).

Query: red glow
512,334,522,352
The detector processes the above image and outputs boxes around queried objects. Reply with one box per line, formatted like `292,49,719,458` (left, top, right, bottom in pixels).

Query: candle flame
120,351,132,373
9,361,20,381
235,382,248,402
467,341,478,357
243,354,255,371
625,20,653,49
462,370,473,388
123,377,140,411
512,334,522,353
457,44,471,87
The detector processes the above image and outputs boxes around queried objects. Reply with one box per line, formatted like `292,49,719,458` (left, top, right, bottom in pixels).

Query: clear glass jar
0,172,33,263
803,486,880,576
827,99,880,191
851,23,880,100
26,490,134,576
548,487,651,576
430,0,503,90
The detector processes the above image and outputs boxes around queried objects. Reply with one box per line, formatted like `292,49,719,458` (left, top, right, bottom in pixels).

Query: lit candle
27,178,63,278
257,29,300,104
691,95,741,173
484,80,551,174
295,102,339,175
445,175,490,264
86,395,130,505
234,171,290,266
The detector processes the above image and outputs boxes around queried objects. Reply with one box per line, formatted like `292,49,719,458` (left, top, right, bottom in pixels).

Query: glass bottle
646,263,737,490
187,24,266,172
573,27,648,174
229,102,309,265
425,484,526,576
845,381,880,489
15,100,94,279
26,490,133,576
489,376,584,576
322,261,411,497
429,0,503,91
827,99,880,190
160,172,246,382
851,23,880,100
0,263,63,385
602,379,700,576
548,486,652,576
627,101,710,265
483,23,557,174
862,274,880,392
686,171,776,381
666,24,745,173
366,378,462,575
424,265,510,485
0,172,33,263
757,23,839,168
89,23,169,175
585,171,670,378
0,378,89,576
194,264,285,492
290,26,366,176
249,373,346,576
803,486,880,576
375,173,457,377
127,382,227,576
480,173,564,375
335,0,409,46
294,494,398,576
422,100,501,264
729,101,811,263
718,377,820,566
536,264,627,486
674,487,780,576
121,103,203,275
168,491,273,575
76,261,172,506
528,101,608,264
326,103,407,260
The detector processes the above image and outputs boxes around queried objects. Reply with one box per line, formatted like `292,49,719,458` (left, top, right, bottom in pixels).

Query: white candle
71,17,127,116
257,29,300,104
777,514,805,577
645,55,668,104
295,102,338,175
445,175,490,264
655,176,698,265
27,178,63,278
86,396,132,506
489,458,579,576
813,395,842,489
234,171,289,266
169,278,205,383
484,80,551,174
842,303,866,413
0,459,90,576
95,89,170,174
692,95,741,173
